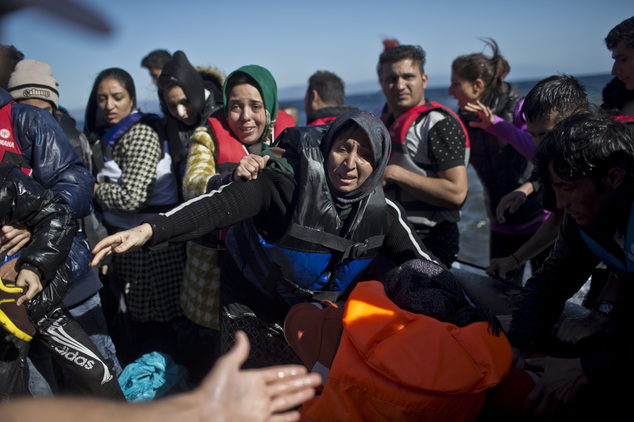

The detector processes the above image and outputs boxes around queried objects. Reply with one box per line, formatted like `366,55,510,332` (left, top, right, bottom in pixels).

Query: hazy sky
2,0,631,112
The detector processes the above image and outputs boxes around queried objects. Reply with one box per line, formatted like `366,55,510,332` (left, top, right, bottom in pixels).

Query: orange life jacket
300,280,512,422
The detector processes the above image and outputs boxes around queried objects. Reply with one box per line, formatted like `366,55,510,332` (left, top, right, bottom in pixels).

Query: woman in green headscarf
177,65,295,371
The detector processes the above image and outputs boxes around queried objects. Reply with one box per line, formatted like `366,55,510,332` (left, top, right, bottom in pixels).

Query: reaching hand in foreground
201,330,321,421
0,331,321,422
90,223,153,267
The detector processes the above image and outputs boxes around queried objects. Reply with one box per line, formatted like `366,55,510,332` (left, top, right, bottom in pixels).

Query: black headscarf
321,110,391,205
158,50,205,116
385,259,502,335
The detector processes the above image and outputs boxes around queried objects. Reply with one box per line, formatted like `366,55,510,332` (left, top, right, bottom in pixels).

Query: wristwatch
596,301,615,317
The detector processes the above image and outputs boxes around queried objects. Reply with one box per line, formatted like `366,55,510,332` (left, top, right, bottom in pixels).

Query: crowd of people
1,6,634,421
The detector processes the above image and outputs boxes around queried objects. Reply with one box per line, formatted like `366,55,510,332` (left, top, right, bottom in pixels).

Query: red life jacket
614,115,634,124
300,280,512,422
382,101,470,150
205,109,295,247
207,109,296,163
379,102,469,225
308,116,336,126
0,103,32,176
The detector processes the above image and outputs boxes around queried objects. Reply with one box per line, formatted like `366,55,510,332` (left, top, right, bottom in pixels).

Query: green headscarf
222,65,278,144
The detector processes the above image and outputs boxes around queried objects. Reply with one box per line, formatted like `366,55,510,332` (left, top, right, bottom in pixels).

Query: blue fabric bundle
118,351,188,402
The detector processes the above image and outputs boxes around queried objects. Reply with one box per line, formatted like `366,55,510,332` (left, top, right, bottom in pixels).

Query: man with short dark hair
377,45,469,268
304,70,357,125
606,16,634,90
141,49,172,85
507,113,634,419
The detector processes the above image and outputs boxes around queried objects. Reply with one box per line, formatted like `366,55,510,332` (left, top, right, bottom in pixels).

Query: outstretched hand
463,101,494,129
234,154,270,181
90,223,153,267
201,331,321,422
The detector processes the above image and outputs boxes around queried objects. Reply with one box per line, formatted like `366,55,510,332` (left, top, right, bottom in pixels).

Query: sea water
280,73,614,274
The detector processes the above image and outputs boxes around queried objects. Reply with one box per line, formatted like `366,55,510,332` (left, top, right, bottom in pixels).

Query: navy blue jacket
1,89,95,286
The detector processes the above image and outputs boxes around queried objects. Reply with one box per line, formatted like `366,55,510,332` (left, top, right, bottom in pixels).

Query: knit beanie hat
8,59,59,109
384,259,502,334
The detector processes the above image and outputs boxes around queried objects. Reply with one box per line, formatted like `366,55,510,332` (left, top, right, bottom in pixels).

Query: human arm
466,99,537,161
486,210,563,279
555,270,621,345
463,100,494,129
208,154,271,191
92,170,293,262
521,356,588,417
380,198,442,266
506,215,599,352
0,331,320,422
183,127,219,200
15,268,42,306
382,112,468,209
90,223,153,266
0,223,31,256
94,123,161,211
0,166,76,283
382,164,468,209
495,182,534,224
234,154,270,181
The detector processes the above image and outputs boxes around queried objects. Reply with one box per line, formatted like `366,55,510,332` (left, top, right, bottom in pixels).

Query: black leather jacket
0,165,76,321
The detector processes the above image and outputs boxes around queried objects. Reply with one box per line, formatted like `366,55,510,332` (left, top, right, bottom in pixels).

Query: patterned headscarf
223,65,278,144
385,259,502,335
322,110,391,205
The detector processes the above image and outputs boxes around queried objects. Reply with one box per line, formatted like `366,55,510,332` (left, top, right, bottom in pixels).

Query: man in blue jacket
0,87,123,398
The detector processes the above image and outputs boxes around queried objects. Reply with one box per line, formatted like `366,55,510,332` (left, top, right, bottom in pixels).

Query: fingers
15,270,42,306
224,330,250,368
91,225,152,266
496,201,509,223
0,227,31,256
6,237,29,256
235,155,269,180
90,246,114,267
267,411,301,422
268,372,321,416
485,263,498,278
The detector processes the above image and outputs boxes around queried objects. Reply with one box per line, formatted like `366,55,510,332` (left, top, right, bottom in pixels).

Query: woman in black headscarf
91,110,438,367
